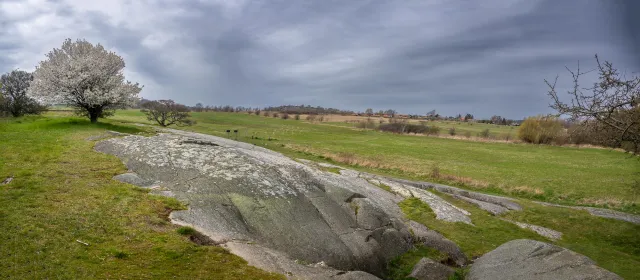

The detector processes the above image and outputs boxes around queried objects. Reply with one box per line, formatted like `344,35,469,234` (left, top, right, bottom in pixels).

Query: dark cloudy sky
1,0,638,118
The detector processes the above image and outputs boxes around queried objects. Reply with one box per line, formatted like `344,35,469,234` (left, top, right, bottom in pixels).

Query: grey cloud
1,0,638,118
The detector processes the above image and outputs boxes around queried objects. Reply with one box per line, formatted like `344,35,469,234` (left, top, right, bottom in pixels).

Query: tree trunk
88,106,102,123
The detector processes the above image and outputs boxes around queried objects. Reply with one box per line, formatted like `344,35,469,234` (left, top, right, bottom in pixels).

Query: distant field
301,114,517,139
104,110,640,214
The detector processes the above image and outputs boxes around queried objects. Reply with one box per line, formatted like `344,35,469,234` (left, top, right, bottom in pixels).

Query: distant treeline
262,105,355,115
133,100,523,125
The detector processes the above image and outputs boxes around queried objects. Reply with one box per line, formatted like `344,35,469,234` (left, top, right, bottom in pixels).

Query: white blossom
29,38,142,121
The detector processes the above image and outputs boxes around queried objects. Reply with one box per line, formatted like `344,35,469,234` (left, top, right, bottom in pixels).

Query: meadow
0,116,283,279
112,110,640,214
1,113,639,279
322,114,517,139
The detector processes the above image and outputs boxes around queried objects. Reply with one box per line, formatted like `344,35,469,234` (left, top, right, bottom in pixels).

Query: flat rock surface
468,239,621,280
535,202,640,225
510,220,562,241
370,176,522,211
375,178,472,224
95,132,412,278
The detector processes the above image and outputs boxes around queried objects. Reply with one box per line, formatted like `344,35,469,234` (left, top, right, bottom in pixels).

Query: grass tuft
177,226,197,236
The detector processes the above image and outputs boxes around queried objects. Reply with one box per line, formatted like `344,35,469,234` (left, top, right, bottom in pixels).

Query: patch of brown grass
286,144,492,189
577,197,625,208
439,174,491,189
508,185,545,196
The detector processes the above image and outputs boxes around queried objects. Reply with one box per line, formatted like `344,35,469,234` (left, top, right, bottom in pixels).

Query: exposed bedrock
95,133,412,278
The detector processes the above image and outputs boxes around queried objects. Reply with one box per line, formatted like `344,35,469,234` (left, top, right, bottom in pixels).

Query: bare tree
30,38,142,123
0,70,46,117
546,55,640,154
141,100,194,127
365,108,373,116
384,109,397,117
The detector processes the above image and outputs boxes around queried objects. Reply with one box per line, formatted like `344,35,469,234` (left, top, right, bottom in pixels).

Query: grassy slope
112,110,640,213
0,116,282,279
395,194,640,279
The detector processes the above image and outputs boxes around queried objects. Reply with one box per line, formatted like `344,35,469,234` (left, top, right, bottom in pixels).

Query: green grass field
2,113,639,279
0,116,283,279
111,110,640,214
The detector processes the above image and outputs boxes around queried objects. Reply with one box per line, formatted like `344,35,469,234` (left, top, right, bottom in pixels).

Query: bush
306,114,316,121
355,118,377,129
141,100,194,127
378,122,430,134
281,113,289,120
255,110,261,115
379,122,406,133
176,226,196,235
0,70,47,117
517,116,565,144
263,111,270,117
271,112,278,118
407,124,428,134
448,127,456,136
426,125,440,135
294,114,300,120
478,129,491,138
464,131,472,138
431,164,441,179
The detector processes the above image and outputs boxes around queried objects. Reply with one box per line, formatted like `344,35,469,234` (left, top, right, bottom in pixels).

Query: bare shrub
306,114,316,121
478,128,491,138
430,164,441,179
517,116,565,144
379,122,406,133
448,127,457,136
281,113,289,119
406,124,428,134
546,55,639,154
355,118,377,129
294,114,300,120
141,100,194,127
255,109,261,115
504,133,512,141
272,112,279,118
464,131,472,138
426,125,440,135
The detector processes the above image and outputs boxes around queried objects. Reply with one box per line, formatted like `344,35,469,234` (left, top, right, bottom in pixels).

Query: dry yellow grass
285,144,492,190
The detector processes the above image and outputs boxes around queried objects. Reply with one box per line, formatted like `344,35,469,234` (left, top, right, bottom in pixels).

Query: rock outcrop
408,258,455,280
96,133,411,278
468,239,621,280
95,129,623,280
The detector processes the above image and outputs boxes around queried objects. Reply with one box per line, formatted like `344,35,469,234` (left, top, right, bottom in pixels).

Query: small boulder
408,258,455,280
468,239,621,280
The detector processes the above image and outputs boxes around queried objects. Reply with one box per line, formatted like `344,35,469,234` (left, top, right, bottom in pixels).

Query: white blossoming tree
30,38,142,123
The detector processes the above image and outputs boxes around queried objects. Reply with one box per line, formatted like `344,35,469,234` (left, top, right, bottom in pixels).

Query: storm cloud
1,0,637,118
